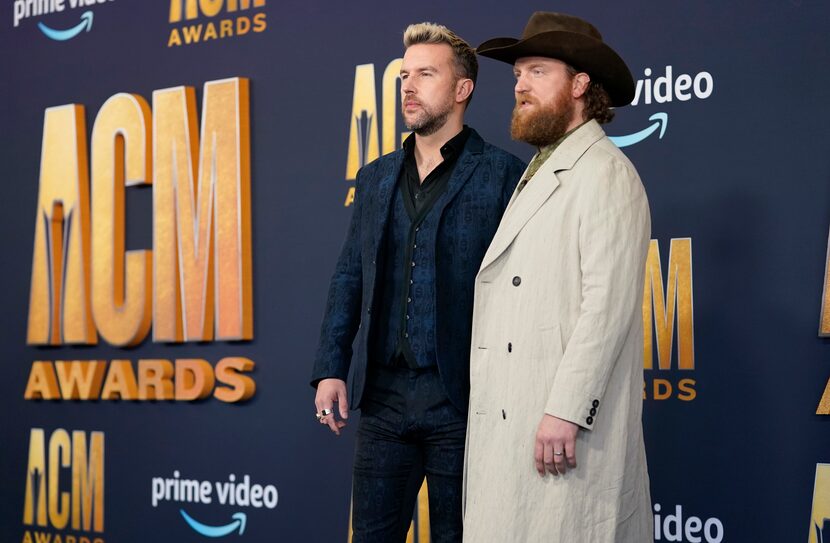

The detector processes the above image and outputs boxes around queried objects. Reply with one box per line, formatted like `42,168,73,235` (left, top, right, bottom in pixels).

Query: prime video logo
152,470,278,538
610,65,714,148
12,0,113,41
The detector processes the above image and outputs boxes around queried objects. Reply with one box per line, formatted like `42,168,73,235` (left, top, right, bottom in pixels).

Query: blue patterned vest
375,183,441,368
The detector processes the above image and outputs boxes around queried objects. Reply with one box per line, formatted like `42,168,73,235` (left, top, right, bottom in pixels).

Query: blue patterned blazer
311,128,525,412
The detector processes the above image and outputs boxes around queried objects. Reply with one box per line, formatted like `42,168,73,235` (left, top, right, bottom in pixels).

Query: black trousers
351,365,466,543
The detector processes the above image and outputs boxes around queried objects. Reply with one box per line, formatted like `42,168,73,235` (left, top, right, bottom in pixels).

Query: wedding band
553,452,564,456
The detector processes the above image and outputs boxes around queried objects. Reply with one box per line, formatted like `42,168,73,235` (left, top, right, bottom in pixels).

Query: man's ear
572,73,590,98
456,78,474,104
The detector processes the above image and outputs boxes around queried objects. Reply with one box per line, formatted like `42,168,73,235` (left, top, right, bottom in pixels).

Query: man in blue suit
311,22,525,543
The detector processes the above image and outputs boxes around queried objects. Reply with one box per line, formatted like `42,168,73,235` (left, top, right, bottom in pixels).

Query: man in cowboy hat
463,12,653,542
311,22,525,543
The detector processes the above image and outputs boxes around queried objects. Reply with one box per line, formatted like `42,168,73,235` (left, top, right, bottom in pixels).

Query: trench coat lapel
479,120,606,272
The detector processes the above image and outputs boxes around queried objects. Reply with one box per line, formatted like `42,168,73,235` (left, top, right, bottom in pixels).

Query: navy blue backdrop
1,1,829,542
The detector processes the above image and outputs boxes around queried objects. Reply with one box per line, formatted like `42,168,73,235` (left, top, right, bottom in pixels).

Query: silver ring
320,408,333,417
553,452,564,456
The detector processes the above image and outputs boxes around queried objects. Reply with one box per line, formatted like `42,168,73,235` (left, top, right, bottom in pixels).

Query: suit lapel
480,120,606,272
431,130,484,217
369,151,404,255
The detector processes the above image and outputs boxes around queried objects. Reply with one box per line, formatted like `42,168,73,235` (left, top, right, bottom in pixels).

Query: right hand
315,378,349,435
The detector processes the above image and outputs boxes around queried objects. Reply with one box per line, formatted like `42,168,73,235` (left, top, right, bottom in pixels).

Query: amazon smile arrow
609,112,668,148
180,510,247,537
38,11,93,41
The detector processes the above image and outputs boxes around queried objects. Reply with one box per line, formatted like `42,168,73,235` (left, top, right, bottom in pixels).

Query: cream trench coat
463,120,653,542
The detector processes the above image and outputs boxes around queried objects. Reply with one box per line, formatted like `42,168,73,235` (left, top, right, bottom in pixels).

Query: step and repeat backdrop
1,1,829,541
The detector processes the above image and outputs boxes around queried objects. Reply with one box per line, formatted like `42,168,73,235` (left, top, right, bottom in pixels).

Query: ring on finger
553,451,564,456
320,408,333,417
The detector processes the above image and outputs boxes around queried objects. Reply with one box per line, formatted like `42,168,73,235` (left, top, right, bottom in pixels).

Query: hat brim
477,31,635,107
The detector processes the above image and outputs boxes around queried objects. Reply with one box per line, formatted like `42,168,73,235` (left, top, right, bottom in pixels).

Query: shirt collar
403,125,471,160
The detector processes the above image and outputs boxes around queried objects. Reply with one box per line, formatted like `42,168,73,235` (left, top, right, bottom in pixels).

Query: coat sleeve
544,154,650,429
309,169,366,387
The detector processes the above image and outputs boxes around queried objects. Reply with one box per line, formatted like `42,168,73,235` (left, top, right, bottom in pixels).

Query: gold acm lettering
152,77,253,342
90,94,153,347
642,238,694,370
23,429,104,533
27,106,96,346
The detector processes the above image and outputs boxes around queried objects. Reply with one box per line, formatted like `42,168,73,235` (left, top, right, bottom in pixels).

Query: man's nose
514,75,529,94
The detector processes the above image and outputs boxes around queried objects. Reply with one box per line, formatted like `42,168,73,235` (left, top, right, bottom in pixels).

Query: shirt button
411,261,415,267
410,280,413,284
405,333,409,338
406,315,410,320
407,297,412,303
512,276,521,286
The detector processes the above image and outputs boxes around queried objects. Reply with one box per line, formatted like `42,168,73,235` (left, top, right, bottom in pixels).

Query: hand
534,414,579,476
315,378,349,435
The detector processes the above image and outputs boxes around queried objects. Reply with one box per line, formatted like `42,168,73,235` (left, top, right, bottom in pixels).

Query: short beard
510,93,576,147
403,97,453,137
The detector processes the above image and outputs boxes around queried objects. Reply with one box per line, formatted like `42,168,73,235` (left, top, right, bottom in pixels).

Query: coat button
512,276,521,286
586,416,594,425
592,399,600,408
589,408,597,416
507,342,512,352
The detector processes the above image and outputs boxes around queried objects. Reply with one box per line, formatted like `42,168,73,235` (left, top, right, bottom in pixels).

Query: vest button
512,276,521,286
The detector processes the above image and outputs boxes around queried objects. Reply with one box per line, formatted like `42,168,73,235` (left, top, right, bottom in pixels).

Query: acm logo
22,428,105,543
24,77,255,403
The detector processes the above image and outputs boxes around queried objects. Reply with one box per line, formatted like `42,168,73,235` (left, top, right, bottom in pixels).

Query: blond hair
403,22,478,105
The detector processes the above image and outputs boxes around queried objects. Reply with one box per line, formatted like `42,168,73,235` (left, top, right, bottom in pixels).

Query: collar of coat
479,119,606,272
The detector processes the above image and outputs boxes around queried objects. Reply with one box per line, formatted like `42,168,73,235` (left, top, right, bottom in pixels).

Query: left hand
534,414,579,476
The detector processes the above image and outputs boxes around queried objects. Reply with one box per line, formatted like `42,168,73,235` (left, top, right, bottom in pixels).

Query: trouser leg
419,370,466,543
351,368,424,543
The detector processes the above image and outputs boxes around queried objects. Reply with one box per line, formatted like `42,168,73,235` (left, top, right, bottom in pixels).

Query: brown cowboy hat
476,12,635,107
